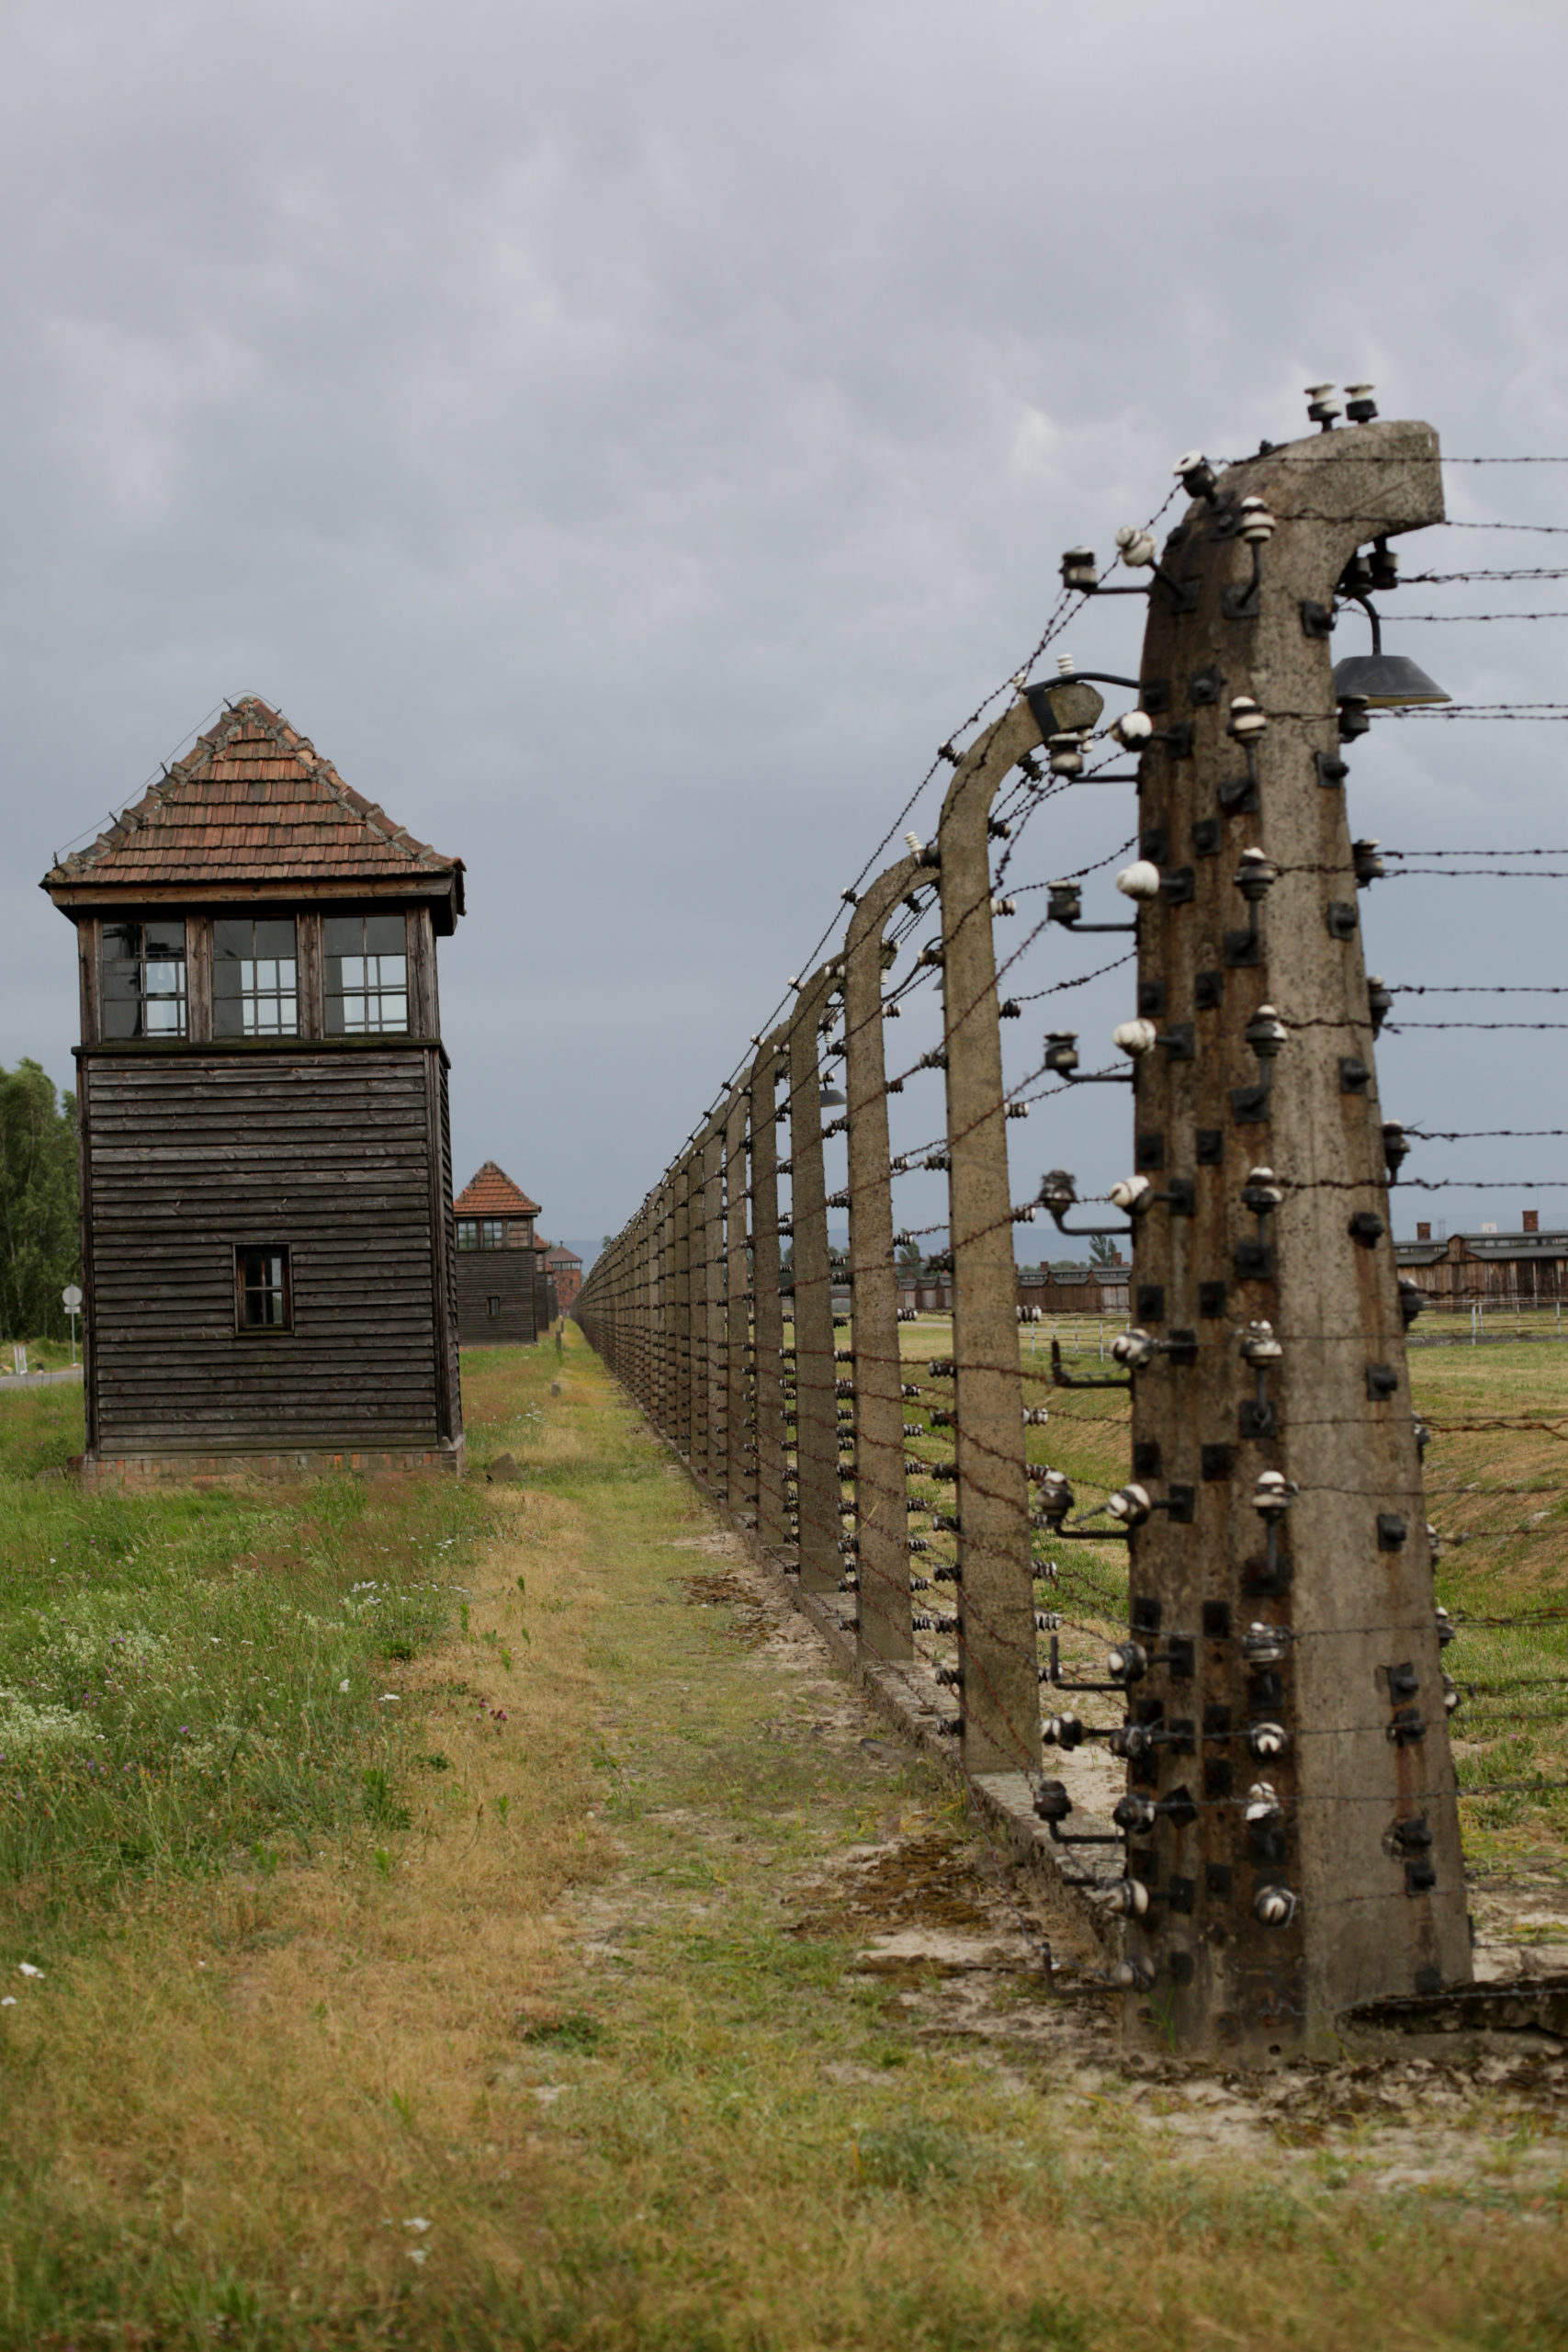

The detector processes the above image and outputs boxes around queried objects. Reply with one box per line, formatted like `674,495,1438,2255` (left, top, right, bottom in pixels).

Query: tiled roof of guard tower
455,1162,542,1219
41,695,464,910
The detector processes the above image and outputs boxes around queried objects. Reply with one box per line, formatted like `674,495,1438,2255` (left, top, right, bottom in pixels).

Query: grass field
1,1332,1566,2348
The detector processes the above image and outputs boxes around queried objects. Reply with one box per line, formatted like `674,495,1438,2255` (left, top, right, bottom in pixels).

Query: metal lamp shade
819,1083,847,1105
1332,650,1450,708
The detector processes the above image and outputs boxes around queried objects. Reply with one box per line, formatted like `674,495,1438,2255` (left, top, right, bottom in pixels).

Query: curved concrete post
937,698,1052,1775
788,964,841,1595
843,854,921,1662
724,1088,750,1506
749,1028,791,1551
1122,417,1467,2054
671,1150,694,1456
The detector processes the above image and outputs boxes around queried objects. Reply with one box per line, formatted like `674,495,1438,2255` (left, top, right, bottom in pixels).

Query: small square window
236,1245,292,1333
457,1219,479,1251
486,1295,501,1319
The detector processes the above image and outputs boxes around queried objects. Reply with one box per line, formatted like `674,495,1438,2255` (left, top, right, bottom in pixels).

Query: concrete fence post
788,965,843,1596
749,1030,791,1550
725,1088,750,1508
843,854,921,1665
937,700,1052,1779
1118,416,1469,2054
672,1151,694,1457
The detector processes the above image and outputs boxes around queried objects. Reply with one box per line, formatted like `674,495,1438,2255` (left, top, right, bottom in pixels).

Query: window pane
100,919,187,1039
101,924,141,1006
238,1246,290,1330
214,916,298,1040
324,914,409,1035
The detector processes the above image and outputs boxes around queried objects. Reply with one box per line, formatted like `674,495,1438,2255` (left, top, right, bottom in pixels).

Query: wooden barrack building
42,695,467,1481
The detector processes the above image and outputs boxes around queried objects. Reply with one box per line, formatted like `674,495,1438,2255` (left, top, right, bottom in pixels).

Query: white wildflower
0,1691,99,1755
17,1962,44,1978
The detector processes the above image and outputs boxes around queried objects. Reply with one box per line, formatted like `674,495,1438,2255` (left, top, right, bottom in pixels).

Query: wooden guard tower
453,1161,544,1347
42,695,467,1482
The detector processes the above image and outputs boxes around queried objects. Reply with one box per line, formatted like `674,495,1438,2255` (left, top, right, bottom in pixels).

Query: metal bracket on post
1121,418,1469,2059
844,853,921,1664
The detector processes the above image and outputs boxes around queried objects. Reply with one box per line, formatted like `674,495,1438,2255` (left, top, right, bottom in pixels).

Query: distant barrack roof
455,1161,543,1218
42,695,464,916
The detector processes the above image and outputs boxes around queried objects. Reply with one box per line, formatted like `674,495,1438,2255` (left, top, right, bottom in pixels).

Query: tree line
0,1061,80,1341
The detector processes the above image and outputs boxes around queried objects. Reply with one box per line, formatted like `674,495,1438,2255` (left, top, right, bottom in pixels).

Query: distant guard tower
453,1161,544,1347
42,696,466,1481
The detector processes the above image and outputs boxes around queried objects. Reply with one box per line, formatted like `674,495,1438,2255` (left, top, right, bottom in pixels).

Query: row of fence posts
579,674,1075,1778
578,414,1471,2059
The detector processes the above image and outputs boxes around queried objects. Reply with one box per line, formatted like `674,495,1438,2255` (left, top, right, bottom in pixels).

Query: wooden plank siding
454,1251,539,1347
79,1046,452,1454
435,1060,464,1410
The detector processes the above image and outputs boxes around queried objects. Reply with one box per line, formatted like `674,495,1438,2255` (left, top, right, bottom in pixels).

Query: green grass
0,1381,484,1922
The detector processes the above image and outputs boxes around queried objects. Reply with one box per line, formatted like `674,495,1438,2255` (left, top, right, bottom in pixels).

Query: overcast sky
3,0,1565,1266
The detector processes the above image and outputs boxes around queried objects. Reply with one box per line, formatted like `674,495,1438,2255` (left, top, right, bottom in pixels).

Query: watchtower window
236,1245,291,1332
102,919,187,1038
215,917,299,1037
324,912,409,1035
457,1218,505,1250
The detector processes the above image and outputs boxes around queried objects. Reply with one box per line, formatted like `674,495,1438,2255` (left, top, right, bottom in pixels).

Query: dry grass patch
4,1333,1568,2347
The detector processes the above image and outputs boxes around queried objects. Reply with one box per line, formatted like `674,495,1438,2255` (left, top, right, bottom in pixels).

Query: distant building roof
455,1162,542,1218
546,1246,581,1268
1396,1230,1568,1263
42,695,464,924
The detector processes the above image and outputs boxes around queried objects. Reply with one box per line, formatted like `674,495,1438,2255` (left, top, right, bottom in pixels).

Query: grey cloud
2,0,1565,1243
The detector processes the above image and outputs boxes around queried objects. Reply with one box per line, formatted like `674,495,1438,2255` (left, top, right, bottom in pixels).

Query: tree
1088,1232,1120,1268
897,1237,924,1273
0,1061,79,1340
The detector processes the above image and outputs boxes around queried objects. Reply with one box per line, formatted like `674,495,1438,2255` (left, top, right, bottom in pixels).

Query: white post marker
62,1283,82,1369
